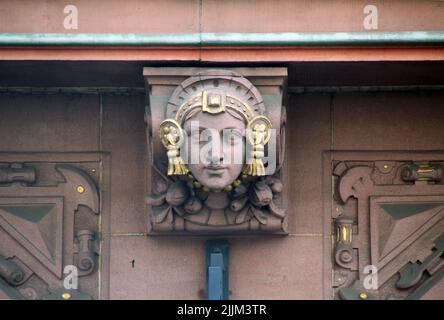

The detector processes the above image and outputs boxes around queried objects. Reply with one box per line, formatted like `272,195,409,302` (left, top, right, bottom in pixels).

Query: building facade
0,0,443,300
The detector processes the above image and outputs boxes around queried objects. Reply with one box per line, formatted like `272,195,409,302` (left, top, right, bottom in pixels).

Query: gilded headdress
159,69,273,177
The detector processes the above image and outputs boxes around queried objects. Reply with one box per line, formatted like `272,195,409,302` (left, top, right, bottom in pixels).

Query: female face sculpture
183,110,245,191
158,69,275,197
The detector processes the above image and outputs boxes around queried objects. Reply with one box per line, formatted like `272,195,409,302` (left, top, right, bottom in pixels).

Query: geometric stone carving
397,233,444,294
0,164,99,278
0,152,106,300
371,198,444,264
0,255,27,286
0,198,63,278
330,156,444,300
73,230,99,276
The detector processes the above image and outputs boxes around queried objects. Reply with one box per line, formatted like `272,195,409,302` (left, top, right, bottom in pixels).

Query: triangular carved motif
371,199,444,264
0,205,55,260
0,199,64,278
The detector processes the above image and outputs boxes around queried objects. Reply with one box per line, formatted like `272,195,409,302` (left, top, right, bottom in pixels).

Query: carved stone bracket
144,68,288,235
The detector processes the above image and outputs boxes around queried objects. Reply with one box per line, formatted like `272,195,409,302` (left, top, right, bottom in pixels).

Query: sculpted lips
204,165,227,174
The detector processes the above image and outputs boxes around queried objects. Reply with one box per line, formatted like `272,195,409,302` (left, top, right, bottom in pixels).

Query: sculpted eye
224,129,243,146
190,128,205,143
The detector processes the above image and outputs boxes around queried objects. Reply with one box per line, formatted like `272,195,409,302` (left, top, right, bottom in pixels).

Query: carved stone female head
145,68,287,234
159,70,273,189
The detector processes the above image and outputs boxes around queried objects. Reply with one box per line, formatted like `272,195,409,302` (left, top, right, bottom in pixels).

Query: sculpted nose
211,150,224,164
203,132,223,165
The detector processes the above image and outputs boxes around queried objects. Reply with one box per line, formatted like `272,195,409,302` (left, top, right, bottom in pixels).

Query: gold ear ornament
244,116,273,177
159,119,189,176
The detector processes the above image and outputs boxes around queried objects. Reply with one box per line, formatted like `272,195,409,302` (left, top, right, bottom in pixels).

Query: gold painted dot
383,164,389,169
359,292,367,300
203,187,209,192
225,185,233,192
76,185,85,194
91,169,96,173
233,179,241,187
62,293,71,300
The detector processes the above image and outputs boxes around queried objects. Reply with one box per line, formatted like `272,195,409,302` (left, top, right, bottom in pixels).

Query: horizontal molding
1,86,444,95
0,87,146,95
202,32,444,46
0,32,444,47
287,85,444,94
110,233,147,237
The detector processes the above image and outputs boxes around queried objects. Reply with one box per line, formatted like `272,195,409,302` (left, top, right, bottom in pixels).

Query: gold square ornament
202,91,225,114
